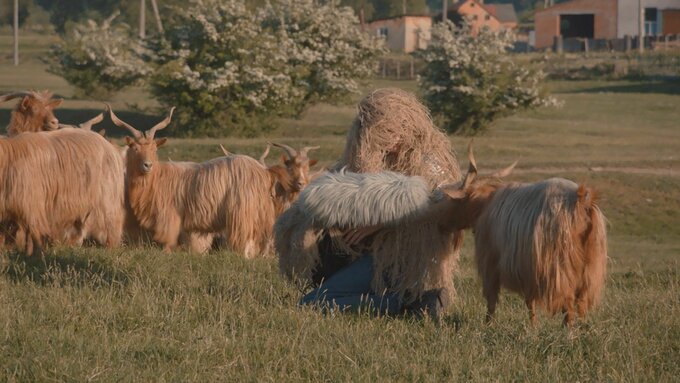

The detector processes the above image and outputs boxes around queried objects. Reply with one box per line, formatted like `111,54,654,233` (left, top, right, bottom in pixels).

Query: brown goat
438,145,608,326
0,128,125,255
111,107,311,257
1,91,62,136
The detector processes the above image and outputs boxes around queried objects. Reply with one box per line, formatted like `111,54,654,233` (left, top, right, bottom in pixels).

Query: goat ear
280,154,287,164
20,96,31,110
47,98,63,109
155,138,168,147
577,185,595,207
124,136,136,146
309,159,318,167
439,184,467,200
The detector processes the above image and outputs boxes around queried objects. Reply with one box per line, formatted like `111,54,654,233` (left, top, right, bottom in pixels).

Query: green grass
1,33,680,381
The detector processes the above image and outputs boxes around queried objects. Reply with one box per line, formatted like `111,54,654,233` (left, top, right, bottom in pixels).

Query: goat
111,107,312,257
438,145,607,326
1,91,62,136
0,127,125,254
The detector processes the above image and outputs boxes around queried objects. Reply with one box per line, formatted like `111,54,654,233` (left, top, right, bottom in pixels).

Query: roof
485,4,517,24
367,14,432,23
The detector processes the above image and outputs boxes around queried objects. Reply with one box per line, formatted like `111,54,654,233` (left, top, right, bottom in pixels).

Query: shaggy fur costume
276,170,460,302
278,88,463,303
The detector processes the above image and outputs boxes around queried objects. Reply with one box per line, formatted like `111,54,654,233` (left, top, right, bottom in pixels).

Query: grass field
1,32,679,381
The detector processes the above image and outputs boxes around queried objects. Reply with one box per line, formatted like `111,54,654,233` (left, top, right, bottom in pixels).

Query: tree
417,21,557,135
263,0,385,115
48,13,150,99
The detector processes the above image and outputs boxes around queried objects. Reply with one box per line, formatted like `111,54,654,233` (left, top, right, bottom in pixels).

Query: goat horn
271,142,297,159
146,106,175,139
78,112,105,131
300,146,320,157
219,144,231,156
490,161,517,179
0,91,32,103
259,143,272,165
107,103,143,139
461,140,478,190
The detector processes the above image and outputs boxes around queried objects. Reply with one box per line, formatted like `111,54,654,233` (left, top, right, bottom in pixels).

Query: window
485,14,490,21
645,8,658,35
472,15,478,21
377,27,388,39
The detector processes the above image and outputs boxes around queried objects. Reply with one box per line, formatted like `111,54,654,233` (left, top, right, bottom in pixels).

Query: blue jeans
299,256,403,315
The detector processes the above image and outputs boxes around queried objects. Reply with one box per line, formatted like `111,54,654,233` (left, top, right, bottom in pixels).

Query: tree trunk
140,0,146,39
150,0,163,34
13,0,19,66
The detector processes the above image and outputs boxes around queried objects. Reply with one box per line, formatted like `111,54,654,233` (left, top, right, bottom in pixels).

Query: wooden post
140,0,146,39
359,7,365,31
150,0,163,34
443,0,448,22
382,60,386,78
638,0,644,53
625,34,632,52
410,57,414,79
13,0,19,66
553,35,563,54
583,38,589,55
396,61,401,79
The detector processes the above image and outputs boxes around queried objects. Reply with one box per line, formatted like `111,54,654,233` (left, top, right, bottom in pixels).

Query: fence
376,57,424,80
551,34,680,54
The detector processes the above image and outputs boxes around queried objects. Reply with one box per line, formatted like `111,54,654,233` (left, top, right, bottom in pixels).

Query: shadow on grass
1,249,129,288
563,80,680,96
0,108,166,138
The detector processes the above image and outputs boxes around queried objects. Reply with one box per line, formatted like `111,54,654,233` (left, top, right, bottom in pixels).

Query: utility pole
150,0,163,34
443,0,448,22
402,0,406,15
13,0,19,66
638,0,645,53
139,0,146,39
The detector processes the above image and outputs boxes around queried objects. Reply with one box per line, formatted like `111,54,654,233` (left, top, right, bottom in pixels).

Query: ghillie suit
278,88,463,304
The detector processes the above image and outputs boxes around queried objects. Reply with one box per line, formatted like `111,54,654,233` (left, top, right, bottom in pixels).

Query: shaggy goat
1,91,62,136
0,127,125,254
439,146,608,326
111,107,311,257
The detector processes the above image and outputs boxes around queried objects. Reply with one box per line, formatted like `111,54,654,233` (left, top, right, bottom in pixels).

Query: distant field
1,31,679,381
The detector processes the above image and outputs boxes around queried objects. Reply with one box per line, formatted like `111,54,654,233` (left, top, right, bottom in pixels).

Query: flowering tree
146,1,296,136
148,0,383,136
263,0,385,116
49,12,149,99
418,21,557,135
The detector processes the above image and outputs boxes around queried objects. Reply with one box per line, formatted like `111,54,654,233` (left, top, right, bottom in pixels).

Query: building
534,0,680,49
366,15,432,53
437,0,518,35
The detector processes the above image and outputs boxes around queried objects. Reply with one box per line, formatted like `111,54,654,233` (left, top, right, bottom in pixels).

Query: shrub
418,21,557,135
48,12,149,100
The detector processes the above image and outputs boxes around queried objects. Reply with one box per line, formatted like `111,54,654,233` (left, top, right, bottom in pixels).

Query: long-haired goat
0,127,125,254
111,107,315,257
439,145,608,326
1,91,62,136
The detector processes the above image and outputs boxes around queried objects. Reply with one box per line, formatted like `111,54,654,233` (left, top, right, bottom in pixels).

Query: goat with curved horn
107,104,143,139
